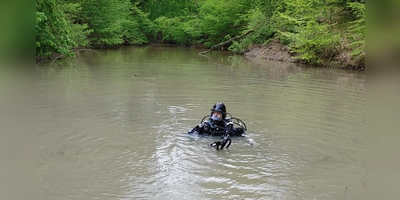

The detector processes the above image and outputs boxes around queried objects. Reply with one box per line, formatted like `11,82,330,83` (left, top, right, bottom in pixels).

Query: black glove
188,124,201,135
210,137,231,150
207,118,218,129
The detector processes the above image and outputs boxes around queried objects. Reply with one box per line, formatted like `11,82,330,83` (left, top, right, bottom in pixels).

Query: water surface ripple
37,46,365,199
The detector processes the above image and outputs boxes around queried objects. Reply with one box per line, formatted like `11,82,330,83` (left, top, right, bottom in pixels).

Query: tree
80,0,149,47
36,0,76,57
346,1,365,61
197,0,253,47
272,0,341,65
80,0,125,46
59,1,91,48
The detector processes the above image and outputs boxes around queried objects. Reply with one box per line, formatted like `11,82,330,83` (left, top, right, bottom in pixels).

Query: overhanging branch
199,29,255,54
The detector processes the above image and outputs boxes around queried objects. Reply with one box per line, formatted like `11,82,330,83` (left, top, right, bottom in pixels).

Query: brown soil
244,42,297,63
243,42,364,70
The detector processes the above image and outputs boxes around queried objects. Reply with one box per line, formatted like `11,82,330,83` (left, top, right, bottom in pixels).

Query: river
36,46,365,199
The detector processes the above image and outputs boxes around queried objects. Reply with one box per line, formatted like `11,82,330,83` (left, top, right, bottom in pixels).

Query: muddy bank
243,42,364,70
244,42,296,63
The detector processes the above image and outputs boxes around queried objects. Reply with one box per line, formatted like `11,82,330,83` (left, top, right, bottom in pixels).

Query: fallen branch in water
49,55,64,67
199,29,255,54
36,60,48,68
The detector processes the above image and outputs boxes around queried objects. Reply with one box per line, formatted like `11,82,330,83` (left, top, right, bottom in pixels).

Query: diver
188,102,247,150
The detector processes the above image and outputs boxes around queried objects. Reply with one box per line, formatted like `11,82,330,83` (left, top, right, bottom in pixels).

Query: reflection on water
37,46,365,199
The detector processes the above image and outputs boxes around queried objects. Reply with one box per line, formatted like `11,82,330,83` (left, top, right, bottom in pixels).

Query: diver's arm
188,122,208,135
225,121,234,135
224,121,246,137
187,127,197,135
188,125,200,135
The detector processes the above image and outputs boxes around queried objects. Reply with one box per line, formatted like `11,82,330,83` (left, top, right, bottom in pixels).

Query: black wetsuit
188,117,245,137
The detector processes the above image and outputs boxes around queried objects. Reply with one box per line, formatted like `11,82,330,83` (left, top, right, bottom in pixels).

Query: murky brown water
36,46,365,199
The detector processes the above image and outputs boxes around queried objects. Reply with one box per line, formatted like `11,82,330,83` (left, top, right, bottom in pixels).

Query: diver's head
210,102,226,121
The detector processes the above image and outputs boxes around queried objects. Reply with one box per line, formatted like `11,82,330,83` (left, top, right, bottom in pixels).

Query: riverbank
243,42,365,70
36,42,365,71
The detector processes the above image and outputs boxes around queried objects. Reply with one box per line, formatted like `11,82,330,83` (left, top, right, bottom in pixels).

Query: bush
347,2,365,59
281,21,340,64
36,0,76,57
229,7,275,53
273,0,342,65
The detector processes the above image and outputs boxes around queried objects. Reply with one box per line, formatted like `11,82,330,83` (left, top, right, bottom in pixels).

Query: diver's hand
188,124,201,135
188,127,196,135
221,133,230,141
200,121,209,131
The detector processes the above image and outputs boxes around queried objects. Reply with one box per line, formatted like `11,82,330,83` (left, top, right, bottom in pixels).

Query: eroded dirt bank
243,42,364,70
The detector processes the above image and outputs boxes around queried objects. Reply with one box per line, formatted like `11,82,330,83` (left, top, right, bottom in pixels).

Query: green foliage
36,0,76,57
150,15,203,45
80,0,125,46
139,0,198,20
197,0,252,47
149,0,253,47
35,0,364,67
121,4,151,45
229,7,275,53
346,1,365,58
151,16,190,45
70,24,91,48
281,21,340,64
273,0,341,65
182,17,204,43
59,2,91,48
80,0,148,46
152,17,181,43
